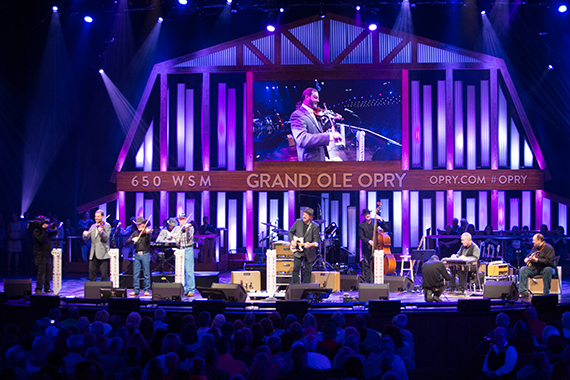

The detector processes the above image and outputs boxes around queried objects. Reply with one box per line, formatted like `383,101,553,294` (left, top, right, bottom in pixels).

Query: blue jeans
183,247,195,294
518,266,556,294
133,252,150,293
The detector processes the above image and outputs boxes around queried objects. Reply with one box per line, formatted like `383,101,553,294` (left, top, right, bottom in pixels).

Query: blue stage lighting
84,16,93,23
99,69,104,74
52,6,58,12
368,23,378,31
227,0,232,4
279,7,284,12
548,64,554,70
178,0,187,4
559,4,568,12
158,17,163,23
267,25,276,32
481,10,486,15
356,5,361,11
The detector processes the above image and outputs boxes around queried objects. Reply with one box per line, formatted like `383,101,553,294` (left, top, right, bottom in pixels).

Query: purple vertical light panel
454,81,464,168
522,191,531,229
160,191,168,226
288,191,296,227
423,85,433,170
437,81,446,168
144,122,153,172
490,69,499,170
510,198,519,230
118,191,126,227
446,70,454,170
510,120,520,170
245,73,254,258
411,81,421,168
227,88,236,171
542,198,551,230
478,191,488,231
202,191,210,220
491,190,499,230
401,70,410,170
480,80,490,167
218,83,227,168
402,190,410,254
177,83,185,168
436,191,445,230
410,191,419,247
202,73,211,172
466,85,476,170
446,190,454,226
498,191,505,231
160,74,168,172
176,193,185,217
535,190,543,230
185,89,194,171
246,190,254,260
136,193,144,218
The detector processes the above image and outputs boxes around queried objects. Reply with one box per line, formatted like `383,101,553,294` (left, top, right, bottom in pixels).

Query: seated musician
422,255,451,302
448,232,480,294
518,233,556,298
157,218,178,243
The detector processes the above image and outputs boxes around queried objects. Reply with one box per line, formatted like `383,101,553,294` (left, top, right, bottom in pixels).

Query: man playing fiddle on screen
290,87,343,162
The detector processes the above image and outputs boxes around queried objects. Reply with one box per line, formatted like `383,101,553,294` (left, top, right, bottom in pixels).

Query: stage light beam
52,6,58,12
267,25,276,32
369,23,378,31
178,0,187,4
84,16,93,23
158,17,163,23
559,4,568,12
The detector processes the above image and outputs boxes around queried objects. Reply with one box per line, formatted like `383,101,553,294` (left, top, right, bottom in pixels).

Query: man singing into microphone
82,210,111,282
290,87,343,162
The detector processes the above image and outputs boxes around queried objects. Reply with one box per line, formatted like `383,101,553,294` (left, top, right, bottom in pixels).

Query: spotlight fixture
227,0,232,4
158,17,163,23
99,69,104,74
320,7,325,18
480,10,486,15
178,0,188,4
279,7,284,13
559,4,568,12
548,64,554,70
368,23,378,31
356,4,361,11
52,6,58,12
266,25,276,32
84,15,93,23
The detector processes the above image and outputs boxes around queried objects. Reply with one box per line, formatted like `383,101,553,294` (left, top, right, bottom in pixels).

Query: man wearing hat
358,209,389,283
126,217,153,296
288,207,320,283
31,216,58,294
174,213,196,297
83,210,111,282
157,218,178,243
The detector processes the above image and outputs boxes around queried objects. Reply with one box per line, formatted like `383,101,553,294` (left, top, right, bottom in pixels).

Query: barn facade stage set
5,12,570,332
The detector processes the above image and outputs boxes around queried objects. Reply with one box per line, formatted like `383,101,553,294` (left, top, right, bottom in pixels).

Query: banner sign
374,250,384,285
117,162,543,192
51,249,62,295
266,249,277,295
109,249,120,288
174,249,185,285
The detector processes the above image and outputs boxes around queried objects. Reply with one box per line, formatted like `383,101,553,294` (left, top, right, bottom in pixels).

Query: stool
528,266,561,295
400,255,415,282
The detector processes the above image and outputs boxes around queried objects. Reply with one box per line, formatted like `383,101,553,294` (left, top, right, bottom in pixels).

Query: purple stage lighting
99,69,104,74
266,25,276,32
158,17,163,23
368,23,378,31
559,4,568,12
178,0,187,4
356,5,361,10
52,6,58,12
84,15,93,23
227,0,232,4
481,10,486,15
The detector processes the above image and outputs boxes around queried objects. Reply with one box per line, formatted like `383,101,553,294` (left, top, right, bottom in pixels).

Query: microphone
344,108,355,113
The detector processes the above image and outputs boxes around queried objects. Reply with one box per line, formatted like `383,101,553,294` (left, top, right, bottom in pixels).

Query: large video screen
253,79,402,162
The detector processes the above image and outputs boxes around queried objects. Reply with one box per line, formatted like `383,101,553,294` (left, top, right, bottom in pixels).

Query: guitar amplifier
310,271,340,292
231,271,261,291
274,243,294,259
276,260,294,274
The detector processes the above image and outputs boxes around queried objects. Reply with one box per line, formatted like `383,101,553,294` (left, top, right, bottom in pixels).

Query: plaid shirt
174,224,194,248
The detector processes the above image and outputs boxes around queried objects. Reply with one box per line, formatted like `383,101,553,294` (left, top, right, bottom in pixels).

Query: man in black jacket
288,207,320,283
358,208,389,283
422,255,451,302
518,233,556,297
32,216,57,294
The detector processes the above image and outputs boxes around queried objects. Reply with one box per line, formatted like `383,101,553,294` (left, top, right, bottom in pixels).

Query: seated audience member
509,321,538,354
481,327,518,379
525,307,547,344
215,337,249,377
516,351,551,380
205,348,231,380
392,314,414,352
154,308,168,332
365,337,408,380
383,325,415,373
303,334,331,370
317,320,342,359
4,345,33,380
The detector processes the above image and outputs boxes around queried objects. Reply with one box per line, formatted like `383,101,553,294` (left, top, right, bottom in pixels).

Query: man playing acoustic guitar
518,233,556,298
288,207,320,284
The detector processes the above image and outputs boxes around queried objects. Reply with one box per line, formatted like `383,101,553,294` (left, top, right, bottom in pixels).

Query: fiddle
314,103,344,145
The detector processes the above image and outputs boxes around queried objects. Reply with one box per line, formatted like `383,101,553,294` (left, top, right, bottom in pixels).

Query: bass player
288,207,320,284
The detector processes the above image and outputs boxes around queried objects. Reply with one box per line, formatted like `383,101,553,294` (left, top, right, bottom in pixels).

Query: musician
290,87,342,162
358,209,389,283
448,232,480,294
199,216,217,235
518,233,556,297
82,210,111,282
174,213,196,297
422,255,451,302
157,218,178,243
126,217,152,297
31,216,57,294
288,207,320,283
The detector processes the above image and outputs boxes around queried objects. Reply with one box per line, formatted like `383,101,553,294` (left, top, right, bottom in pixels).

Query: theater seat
528,256,561,295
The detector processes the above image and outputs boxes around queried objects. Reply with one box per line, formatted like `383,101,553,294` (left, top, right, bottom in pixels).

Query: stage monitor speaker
483,281,519,301
457,298,491,312
211,283,247,302
285,283,320,301
193,299,225,316
276,300,309,316
84,281,114,299
532,294,559,310
369,300,401,314
383,276,414,292
4,278,32,297
340,274,364,291
100,288,127,300
358,284,390,302
152,283,183,301
108,297,140,313
30,295,60,309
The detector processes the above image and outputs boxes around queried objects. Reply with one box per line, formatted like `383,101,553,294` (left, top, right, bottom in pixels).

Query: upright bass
373,202,396,274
